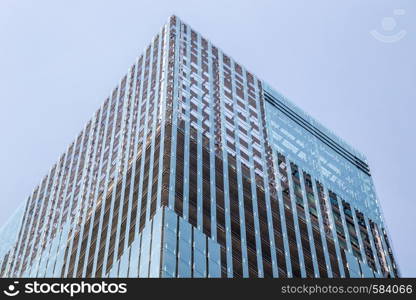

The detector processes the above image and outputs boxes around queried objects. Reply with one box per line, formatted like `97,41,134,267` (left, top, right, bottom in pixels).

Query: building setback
0,15,399,278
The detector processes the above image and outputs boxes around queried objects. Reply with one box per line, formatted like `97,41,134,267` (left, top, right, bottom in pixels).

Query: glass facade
0,15,399,278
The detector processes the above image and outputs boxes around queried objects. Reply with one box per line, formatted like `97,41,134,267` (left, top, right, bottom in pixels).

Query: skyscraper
0,15,399,278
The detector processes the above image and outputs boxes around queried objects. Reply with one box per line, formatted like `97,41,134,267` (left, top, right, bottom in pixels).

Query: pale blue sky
0,0,414,276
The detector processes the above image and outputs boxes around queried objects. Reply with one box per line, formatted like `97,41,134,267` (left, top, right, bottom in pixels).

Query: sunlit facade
0,15,399,278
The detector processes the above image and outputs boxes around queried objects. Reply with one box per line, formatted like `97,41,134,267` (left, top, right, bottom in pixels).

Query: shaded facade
0,15,399,278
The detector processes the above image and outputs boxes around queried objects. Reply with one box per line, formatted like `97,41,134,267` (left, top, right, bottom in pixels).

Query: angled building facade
0,15,399,278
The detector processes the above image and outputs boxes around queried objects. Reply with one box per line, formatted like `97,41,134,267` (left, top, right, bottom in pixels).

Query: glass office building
0,15,399,278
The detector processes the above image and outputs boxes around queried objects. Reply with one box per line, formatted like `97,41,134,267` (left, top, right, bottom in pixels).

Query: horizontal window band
264,92,371,177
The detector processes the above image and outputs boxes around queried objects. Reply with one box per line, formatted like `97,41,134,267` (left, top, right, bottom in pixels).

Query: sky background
0,0,414,276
